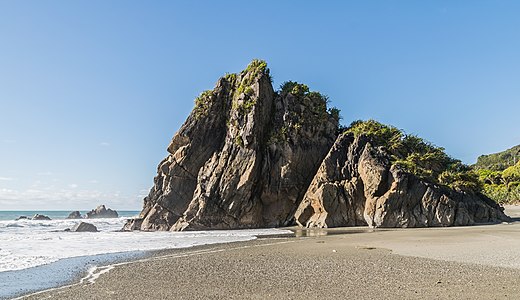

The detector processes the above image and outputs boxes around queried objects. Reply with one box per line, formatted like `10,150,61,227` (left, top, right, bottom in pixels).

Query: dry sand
19,206,520,300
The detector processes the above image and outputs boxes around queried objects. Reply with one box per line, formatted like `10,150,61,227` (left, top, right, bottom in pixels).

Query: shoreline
18,232,520,300
12,237,295,300
12,205,520,299
0,228,292,299
1,250,148,300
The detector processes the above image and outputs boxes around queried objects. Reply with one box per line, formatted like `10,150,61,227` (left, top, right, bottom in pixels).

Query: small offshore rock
86,205,118,219
32,214,51,220
67,211,82,219
15,216,29,221
71,222,98,232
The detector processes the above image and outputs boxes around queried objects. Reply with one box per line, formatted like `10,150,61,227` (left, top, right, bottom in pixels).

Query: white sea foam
0,217,290,272
0,217,291,299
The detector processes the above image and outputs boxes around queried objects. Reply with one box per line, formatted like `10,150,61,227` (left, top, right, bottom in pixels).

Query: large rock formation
124,60,338,231
294,133,511,228
126,61,509,231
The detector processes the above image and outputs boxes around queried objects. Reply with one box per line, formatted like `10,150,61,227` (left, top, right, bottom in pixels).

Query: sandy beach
18,206,520,300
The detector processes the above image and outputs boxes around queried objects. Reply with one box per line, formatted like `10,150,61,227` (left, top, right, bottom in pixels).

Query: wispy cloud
68,183,79,189
99,142,110,147
37,171,53,176
31,180,42,188
0,177,14,181
0,187,141,210
2,139,16,144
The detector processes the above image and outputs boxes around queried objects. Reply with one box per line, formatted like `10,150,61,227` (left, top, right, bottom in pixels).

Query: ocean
0,210,291,299
0,210,140,221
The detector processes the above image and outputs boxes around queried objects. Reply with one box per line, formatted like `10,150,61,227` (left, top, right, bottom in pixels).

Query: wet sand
19,206,520,300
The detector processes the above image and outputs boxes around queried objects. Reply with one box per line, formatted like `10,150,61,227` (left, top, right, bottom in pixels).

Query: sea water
0,211,291,299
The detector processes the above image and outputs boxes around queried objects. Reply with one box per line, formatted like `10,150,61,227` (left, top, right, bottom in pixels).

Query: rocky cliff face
124,61,338,231
294,133,511,228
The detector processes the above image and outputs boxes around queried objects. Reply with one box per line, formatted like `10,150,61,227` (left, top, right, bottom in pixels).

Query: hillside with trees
475,146,520,204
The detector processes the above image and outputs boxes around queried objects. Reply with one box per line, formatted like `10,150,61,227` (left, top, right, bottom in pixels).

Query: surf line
14,239,296,299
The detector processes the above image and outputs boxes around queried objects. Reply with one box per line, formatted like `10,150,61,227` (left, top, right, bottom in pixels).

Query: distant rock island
86,205,118,219
64,205,119,220
125,60,510,231
15,214,52,221
67,211,82,219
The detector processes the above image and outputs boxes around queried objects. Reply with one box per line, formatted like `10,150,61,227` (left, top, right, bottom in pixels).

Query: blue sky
1,1,519,210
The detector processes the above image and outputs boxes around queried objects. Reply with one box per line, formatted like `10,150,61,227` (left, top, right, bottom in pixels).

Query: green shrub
477,161,520,203
224,73,237,83
482,184,520,204
234,135,244,147
278,81,337,126
194,90,213,119
244,86,254,97
328,107,341,122
245,59,268,75
503,162,520,183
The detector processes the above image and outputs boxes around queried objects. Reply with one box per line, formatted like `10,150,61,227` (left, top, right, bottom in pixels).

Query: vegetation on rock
267,81,340,145
345,120,481,192
194,90,214,119
230,59,270,115
192,59,515,205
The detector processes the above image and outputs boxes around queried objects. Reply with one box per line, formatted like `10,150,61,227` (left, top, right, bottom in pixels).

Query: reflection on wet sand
292,227,377,237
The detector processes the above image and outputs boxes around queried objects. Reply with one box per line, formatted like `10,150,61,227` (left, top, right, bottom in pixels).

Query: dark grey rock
86,205,118,219
70,222,98,232
32,214,51,221
67,211,82,219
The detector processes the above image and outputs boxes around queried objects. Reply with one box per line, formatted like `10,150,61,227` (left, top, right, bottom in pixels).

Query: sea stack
67,211,82,219
124,60,338,231
86,205,118,218
125,60,510,231
32,214,51,220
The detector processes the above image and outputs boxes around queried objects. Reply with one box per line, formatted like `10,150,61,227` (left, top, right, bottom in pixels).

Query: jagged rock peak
86,205,118,219
124,60,339,231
